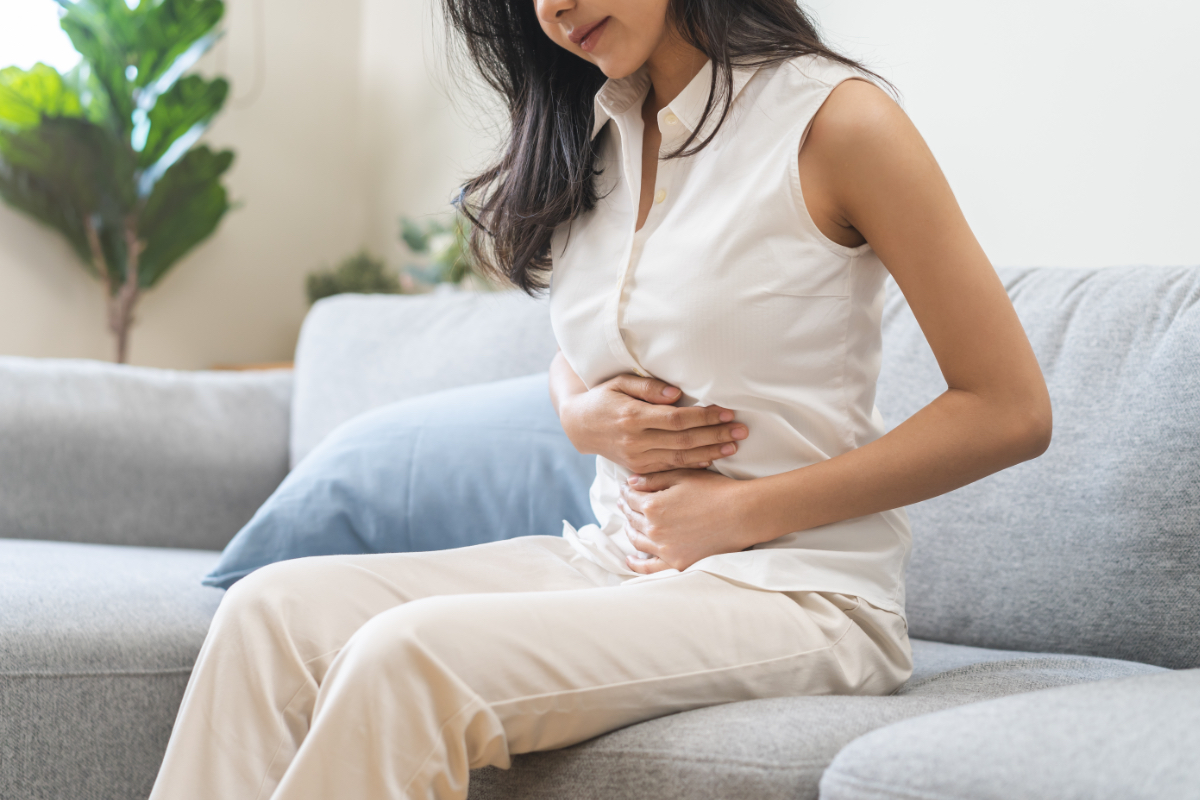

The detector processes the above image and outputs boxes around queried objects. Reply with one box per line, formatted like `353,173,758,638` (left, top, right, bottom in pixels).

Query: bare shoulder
805,77,923,172
799,74,949,246
797,77,919,247
811,78,904,136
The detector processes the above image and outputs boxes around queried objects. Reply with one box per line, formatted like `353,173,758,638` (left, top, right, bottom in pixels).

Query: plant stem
84,215,143,364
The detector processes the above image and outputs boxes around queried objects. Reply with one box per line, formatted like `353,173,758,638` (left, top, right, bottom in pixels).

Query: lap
336,571,900,753
222,537,909,753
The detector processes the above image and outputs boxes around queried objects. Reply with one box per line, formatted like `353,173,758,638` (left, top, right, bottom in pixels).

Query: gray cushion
290,289,558,466
876,266,1200,668
467,639,1164,800
820,668,1200,800
0,356,292,551
0,538,222,800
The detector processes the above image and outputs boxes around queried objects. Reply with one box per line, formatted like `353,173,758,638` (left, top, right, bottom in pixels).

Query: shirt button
654,188,667,204
664,112,679,125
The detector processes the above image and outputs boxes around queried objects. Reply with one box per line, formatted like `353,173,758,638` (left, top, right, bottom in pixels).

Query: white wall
1,0,1197,367
355,0,504,269
809,0,1200,269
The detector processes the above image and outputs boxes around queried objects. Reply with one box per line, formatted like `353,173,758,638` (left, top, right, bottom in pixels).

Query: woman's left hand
617,469,758,574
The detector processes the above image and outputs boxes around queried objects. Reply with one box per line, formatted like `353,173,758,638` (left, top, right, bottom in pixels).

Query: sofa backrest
290,289,559,466
0,357,292,551
877,266,1200,669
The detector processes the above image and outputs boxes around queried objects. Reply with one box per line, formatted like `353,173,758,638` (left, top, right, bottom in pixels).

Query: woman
151,1,1051,798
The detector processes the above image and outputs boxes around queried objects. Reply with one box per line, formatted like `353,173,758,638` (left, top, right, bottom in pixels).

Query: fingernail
662,386,679,397
697,461,711,467
731,426,747,440
719,410,733,422
721,444,736,455
628,475,642,485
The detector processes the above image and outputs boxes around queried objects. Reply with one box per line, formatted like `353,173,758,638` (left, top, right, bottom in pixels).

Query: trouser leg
270,568,908,800
149,536,619,800
151,535,909,800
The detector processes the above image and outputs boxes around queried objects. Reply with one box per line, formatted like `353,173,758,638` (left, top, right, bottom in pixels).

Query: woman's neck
641,29,708,118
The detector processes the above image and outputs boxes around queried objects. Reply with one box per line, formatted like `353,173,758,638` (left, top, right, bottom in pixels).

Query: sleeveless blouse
548,54,912,618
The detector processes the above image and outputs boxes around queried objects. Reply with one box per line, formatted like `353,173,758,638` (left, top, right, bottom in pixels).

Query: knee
216,558,333,630
338,596,467,679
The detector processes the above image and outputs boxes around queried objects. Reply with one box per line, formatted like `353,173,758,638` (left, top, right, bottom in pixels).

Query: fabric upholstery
820,668,1200,800
0,538,222,800
0,356,291,552
1,535,1163,800
466,639,1164,800
290,290,558,466
204,374,597,588
876,266,1200,668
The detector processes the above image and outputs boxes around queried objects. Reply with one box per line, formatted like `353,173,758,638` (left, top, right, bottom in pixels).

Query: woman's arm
549,349,749,474
619,79,1052,572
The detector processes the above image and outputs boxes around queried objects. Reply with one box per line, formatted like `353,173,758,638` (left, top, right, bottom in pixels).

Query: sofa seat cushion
820,668,1200,800
467,639,1165,800
0,538,222,800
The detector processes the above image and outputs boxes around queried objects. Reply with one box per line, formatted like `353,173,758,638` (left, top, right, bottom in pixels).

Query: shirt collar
590,58,761,142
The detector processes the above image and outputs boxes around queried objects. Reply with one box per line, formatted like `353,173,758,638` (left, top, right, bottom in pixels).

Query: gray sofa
2,267,1198,800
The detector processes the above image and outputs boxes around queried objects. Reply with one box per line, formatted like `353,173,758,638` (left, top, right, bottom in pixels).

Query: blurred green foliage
400,212,494,289
305,251,400,305
0,0,233,362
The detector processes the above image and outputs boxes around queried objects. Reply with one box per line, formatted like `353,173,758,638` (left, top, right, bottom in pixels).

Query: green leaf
138,74,227,169
54,0,225,133
400,216,431,253
0,116,135,223
0,64,84,130
0,162,93,267
56,0,138,132
131,0,224,92
306,251,400,305
138,144,233,287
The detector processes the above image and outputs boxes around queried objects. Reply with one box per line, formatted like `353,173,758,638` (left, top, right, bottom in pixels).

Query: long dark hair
441,0,889,294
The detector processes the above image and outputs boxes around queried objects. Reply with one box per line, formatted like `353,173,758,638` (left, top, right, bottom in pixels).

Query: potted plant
0,0,234,363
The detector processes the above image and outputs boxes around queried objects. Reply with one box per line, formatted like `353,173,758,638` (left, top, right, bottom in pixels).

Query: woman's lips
572,17,609,52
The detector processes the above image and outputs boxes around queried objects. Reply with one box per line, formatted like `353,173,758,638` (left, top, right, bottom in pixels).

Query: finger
626,470,687,492
610,374,682,405
614,484,652,515
649,440,740,470
649,404,735,432
626,553,672,575
642,421,748,455
617,494,648,532
624,525,663,560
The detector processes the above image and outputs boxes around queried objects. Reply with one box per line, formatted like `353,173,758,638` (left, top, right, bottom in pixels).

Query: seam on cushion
897,656,1151,695
491,617,857,712
0,667,194,678
824,771,964,800
563,750,833,772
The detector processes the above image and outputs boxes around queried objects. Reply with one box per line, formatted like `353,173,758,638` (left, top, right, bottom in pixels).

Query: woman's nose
534,0,575,23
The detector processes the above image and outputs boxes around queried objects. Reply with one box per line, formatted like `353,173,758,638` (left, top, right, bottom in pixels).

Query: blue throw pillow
203,373,597,588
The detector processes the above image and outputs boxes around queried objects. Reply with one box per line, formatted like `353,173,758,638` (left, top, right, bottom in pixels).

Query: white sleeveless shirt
549,54,912,618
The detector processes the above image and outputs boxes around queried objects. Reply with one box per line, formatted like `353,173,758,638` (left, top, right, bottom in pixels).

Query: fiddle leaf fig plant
0,0,233,363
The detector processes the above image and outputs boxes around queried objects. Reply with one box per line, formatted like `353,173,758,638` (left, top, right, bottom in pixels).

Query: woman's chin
592,55,644,81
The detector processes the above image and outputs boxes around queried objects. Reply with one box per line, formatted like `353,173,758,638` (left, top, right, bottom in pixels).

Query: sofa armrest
0,356,291,551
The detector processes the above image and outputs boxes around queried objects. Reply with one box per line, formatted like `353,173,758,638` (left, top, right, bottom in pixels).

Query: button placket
602,113,652,378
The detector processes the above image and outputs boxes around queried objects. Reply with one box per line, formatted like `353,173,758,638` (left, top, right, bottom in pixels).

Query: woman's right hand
551,354,748,474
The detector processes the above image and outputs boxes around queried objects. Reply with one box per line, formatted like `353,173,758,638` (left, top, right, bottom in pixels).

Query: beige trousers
149,536,911,800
